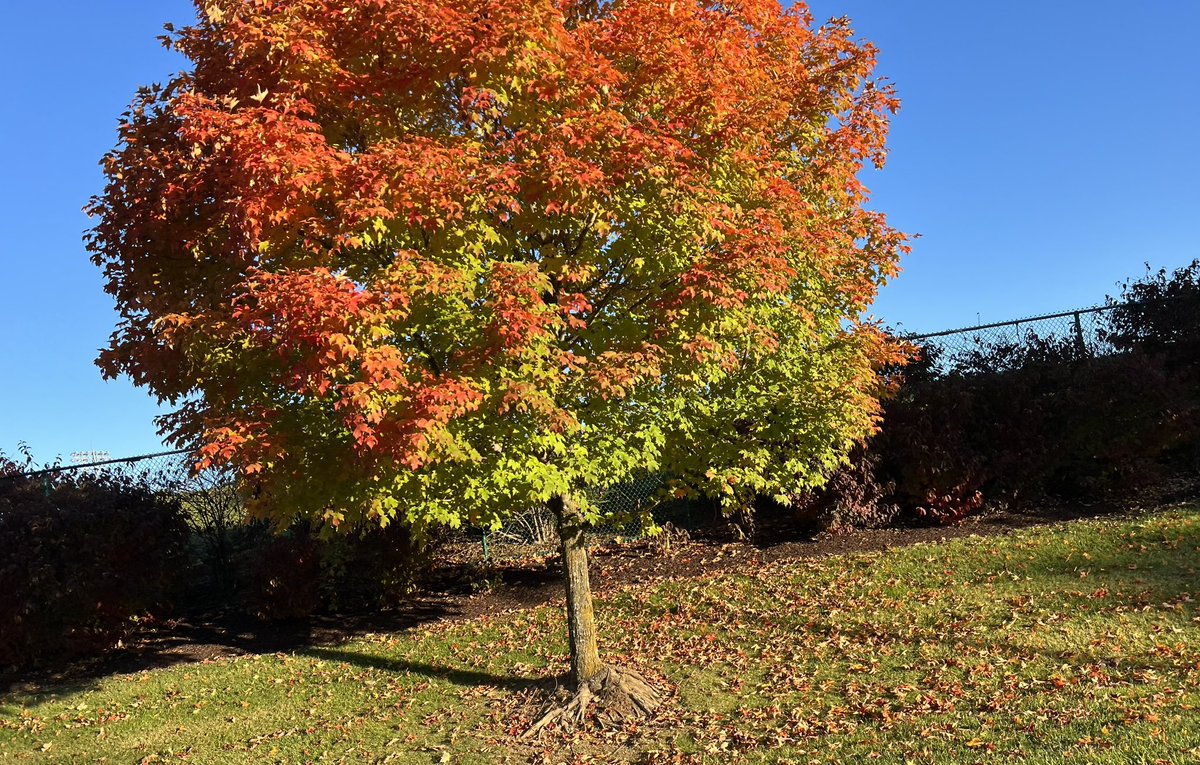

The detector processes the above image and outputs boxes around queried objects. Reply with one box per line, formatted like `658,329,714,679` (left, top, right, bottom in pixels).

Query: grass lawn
4,506,1200,763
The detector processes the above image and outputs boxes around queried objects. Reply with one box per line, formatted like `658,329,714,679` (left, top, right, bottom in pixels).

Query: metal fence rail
0,449,189,483
906,305,1114,341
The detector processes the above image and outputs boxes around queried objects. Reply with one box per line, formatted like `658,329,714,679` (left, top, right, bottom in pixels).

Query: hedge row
0,471,187,670
787,260,1200,530
0,464,430,672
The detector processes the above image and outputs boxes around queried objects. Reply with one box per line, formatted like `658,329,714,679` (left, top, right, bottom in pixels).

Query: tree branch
414,334,444,376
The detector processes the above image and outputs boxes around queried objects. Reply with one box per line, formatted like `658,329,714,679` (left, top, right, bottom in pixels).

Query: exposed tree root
521,666,662,738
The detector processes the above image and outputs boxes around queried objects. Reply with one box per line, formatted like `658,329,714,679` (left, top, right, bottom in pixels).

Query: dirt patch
3,492,1193,698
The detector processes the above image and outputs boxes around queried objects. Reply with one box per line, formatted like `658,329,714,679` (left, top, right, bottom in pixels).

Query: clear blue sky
2,1,1198,462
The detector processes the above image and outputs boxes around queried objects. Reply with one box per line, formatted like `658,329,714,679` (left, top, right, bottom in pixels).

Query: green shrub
241,521,434,621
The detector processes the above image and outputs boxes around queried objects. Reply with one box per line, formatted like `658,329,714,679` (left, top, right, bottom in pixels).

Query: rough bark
551,493,604,688
522,494,663,737
521,665,662,738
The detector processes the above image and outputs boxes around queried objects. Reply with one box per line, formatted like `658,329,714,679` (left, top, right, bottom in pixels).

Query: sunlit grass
3,506,1200,763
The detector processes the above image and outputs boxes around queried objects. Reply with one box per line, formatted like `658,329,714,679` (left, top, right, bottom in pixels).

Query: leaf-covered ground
4,506,1200,764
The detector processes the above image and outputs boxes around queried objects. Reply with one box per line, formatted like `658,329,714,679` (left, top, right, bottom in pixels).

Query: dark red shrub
243,532,322,621
0,461,190,670
794,270,1200,529
785,447,900,533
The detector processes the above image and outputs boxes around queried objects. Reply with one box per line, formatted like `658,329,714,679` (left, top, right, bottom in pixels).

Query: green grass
5,506,1200,763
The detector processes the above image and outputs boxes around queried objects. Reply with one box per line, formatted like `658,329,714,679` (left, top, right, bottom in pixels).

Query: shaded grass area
3,506,1200,763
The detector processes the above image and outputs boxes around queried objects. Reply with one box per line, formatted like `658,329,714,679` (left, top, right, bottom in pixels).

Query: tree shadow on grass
301,646,552,693
0,596,463,709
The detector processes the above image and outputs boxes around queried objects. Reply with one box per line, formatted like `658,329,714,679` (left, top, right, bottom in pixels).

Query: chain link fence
1,301,1136,563
906,305,1119,374
0,448,679,565
0,450,248,568
0,449,208,505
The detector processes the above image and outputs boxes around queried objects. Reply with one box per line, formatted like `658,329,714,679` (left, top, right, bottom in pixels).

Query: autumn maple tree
90,0,907,724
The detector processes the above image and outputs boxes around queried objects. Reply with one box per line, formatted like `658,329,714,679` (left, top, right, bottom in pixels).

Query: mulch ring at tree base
4,483,1196,697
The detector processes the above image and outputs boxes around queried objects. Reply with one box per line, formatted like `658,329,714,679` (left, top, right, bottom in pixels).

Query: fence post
1072,311,1089,357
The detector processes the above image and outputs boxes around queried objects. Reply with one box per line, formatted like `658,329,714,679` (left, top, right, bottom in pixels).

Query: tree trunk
524,493,663,736
551,493,604,689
